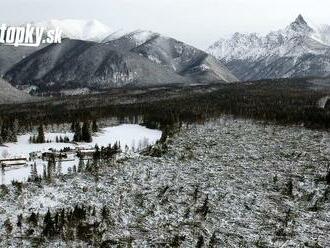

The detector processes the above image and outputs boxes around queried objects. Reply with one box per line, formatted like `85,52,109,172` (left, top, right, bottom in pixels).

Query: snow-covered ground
0,118,329,247
0,158,77,185
92,124,161,150
0,124,161,159
0,124,161,184
0,134,75,160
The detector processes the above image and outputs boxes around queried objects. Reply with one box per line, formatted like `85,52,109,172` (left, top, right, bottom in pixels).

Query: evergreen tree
28,212,38,226
43,209,55,238
70,121,76,132
82,121,92,143
1,124,9,142
30,162,38,181
36,125,45,143
196,236,204,248
93,144,100,160
47,156,56,182
0,119,18,143
59,209,66,228
11,119,18,142
209,231,217,247
43,165,47,180
7,129,15,143
92,120,99,133
73,122,82,142
78,158,85,172
17,214,23,229
54,212,59,231
4,218,13,235
101,206,109,221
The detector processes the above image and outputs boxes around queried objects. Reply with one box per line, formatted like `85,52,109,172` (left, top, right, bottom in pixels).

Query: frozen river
0,124,162,185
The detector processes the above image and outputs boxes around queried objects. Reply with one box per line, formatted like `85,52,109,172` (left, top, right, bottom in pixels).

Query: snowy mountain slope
0,44,47,76
316,24,330,45
0,78,34,104
107,30,238,83
208,15,330,81
4,39,194,91
101,29,130,43
4,32,237,92
34,19,112,42
103,30,157,46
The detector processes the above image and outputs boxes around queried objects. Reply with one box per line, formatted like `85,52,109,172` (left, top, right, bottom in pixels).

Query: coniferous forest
0,78,329,136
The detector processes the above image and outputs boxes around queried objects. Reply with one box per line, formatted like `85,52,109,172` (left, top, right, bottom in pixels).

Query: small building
42,152,68,161
77,149,96,158
0,157,28,168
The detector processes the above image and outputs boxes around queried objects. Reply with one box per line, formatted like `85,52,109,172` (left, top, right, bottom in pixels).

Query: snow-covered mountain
0,19,237,94
4,32,237,92
103,30,156,45
34,19,113,42
104,30,238,83
208,15,330,81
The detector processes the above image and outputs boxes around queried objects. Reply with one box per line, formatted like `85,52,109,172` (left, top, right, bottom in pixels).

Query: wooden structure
0,158,28,168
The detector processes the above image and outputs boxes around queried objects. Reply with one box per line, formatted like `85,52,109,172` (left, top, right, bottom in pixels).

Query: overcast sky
1,0,330,48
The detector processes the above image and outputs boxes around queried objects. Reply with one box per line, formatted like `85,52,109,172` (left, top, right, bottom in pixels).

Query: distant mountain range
2,16,330,98
2,21,237,94
208,15,330,81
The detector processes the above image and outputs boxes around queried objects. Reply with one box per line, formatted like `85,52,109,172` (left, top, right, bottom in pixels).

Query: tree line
1,78,330,141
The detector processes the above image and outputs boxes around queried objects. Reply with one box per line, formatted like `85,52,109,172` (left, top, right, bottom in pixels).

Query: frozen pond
0,124,162,185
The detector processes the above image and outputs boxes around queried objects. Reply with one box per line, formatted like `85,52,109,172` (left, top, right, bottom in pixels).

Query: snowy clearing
0,124,161,184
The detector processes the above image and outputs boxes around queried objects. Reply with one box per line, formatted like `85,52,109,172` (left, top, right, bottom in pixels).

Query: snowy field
0,118,329,247
0,158,77,185
0,124,162,159
93,124,161,150
0,124,162,184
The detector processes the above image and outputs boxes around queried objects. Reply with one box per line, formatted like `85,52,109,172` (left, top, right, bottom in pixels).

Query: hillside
5,33,237,93
0,78,35,104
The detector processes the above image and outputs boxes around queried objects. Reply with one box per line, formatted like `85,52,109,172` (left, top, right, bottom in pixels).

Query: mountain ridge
4,33,237,93
208,15,330,81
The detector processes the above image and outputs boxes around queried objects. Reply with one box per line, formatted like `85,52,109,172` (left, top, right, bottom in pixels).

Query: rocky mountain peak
295,14,307,25
289,14,313,33
208,15,330,81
